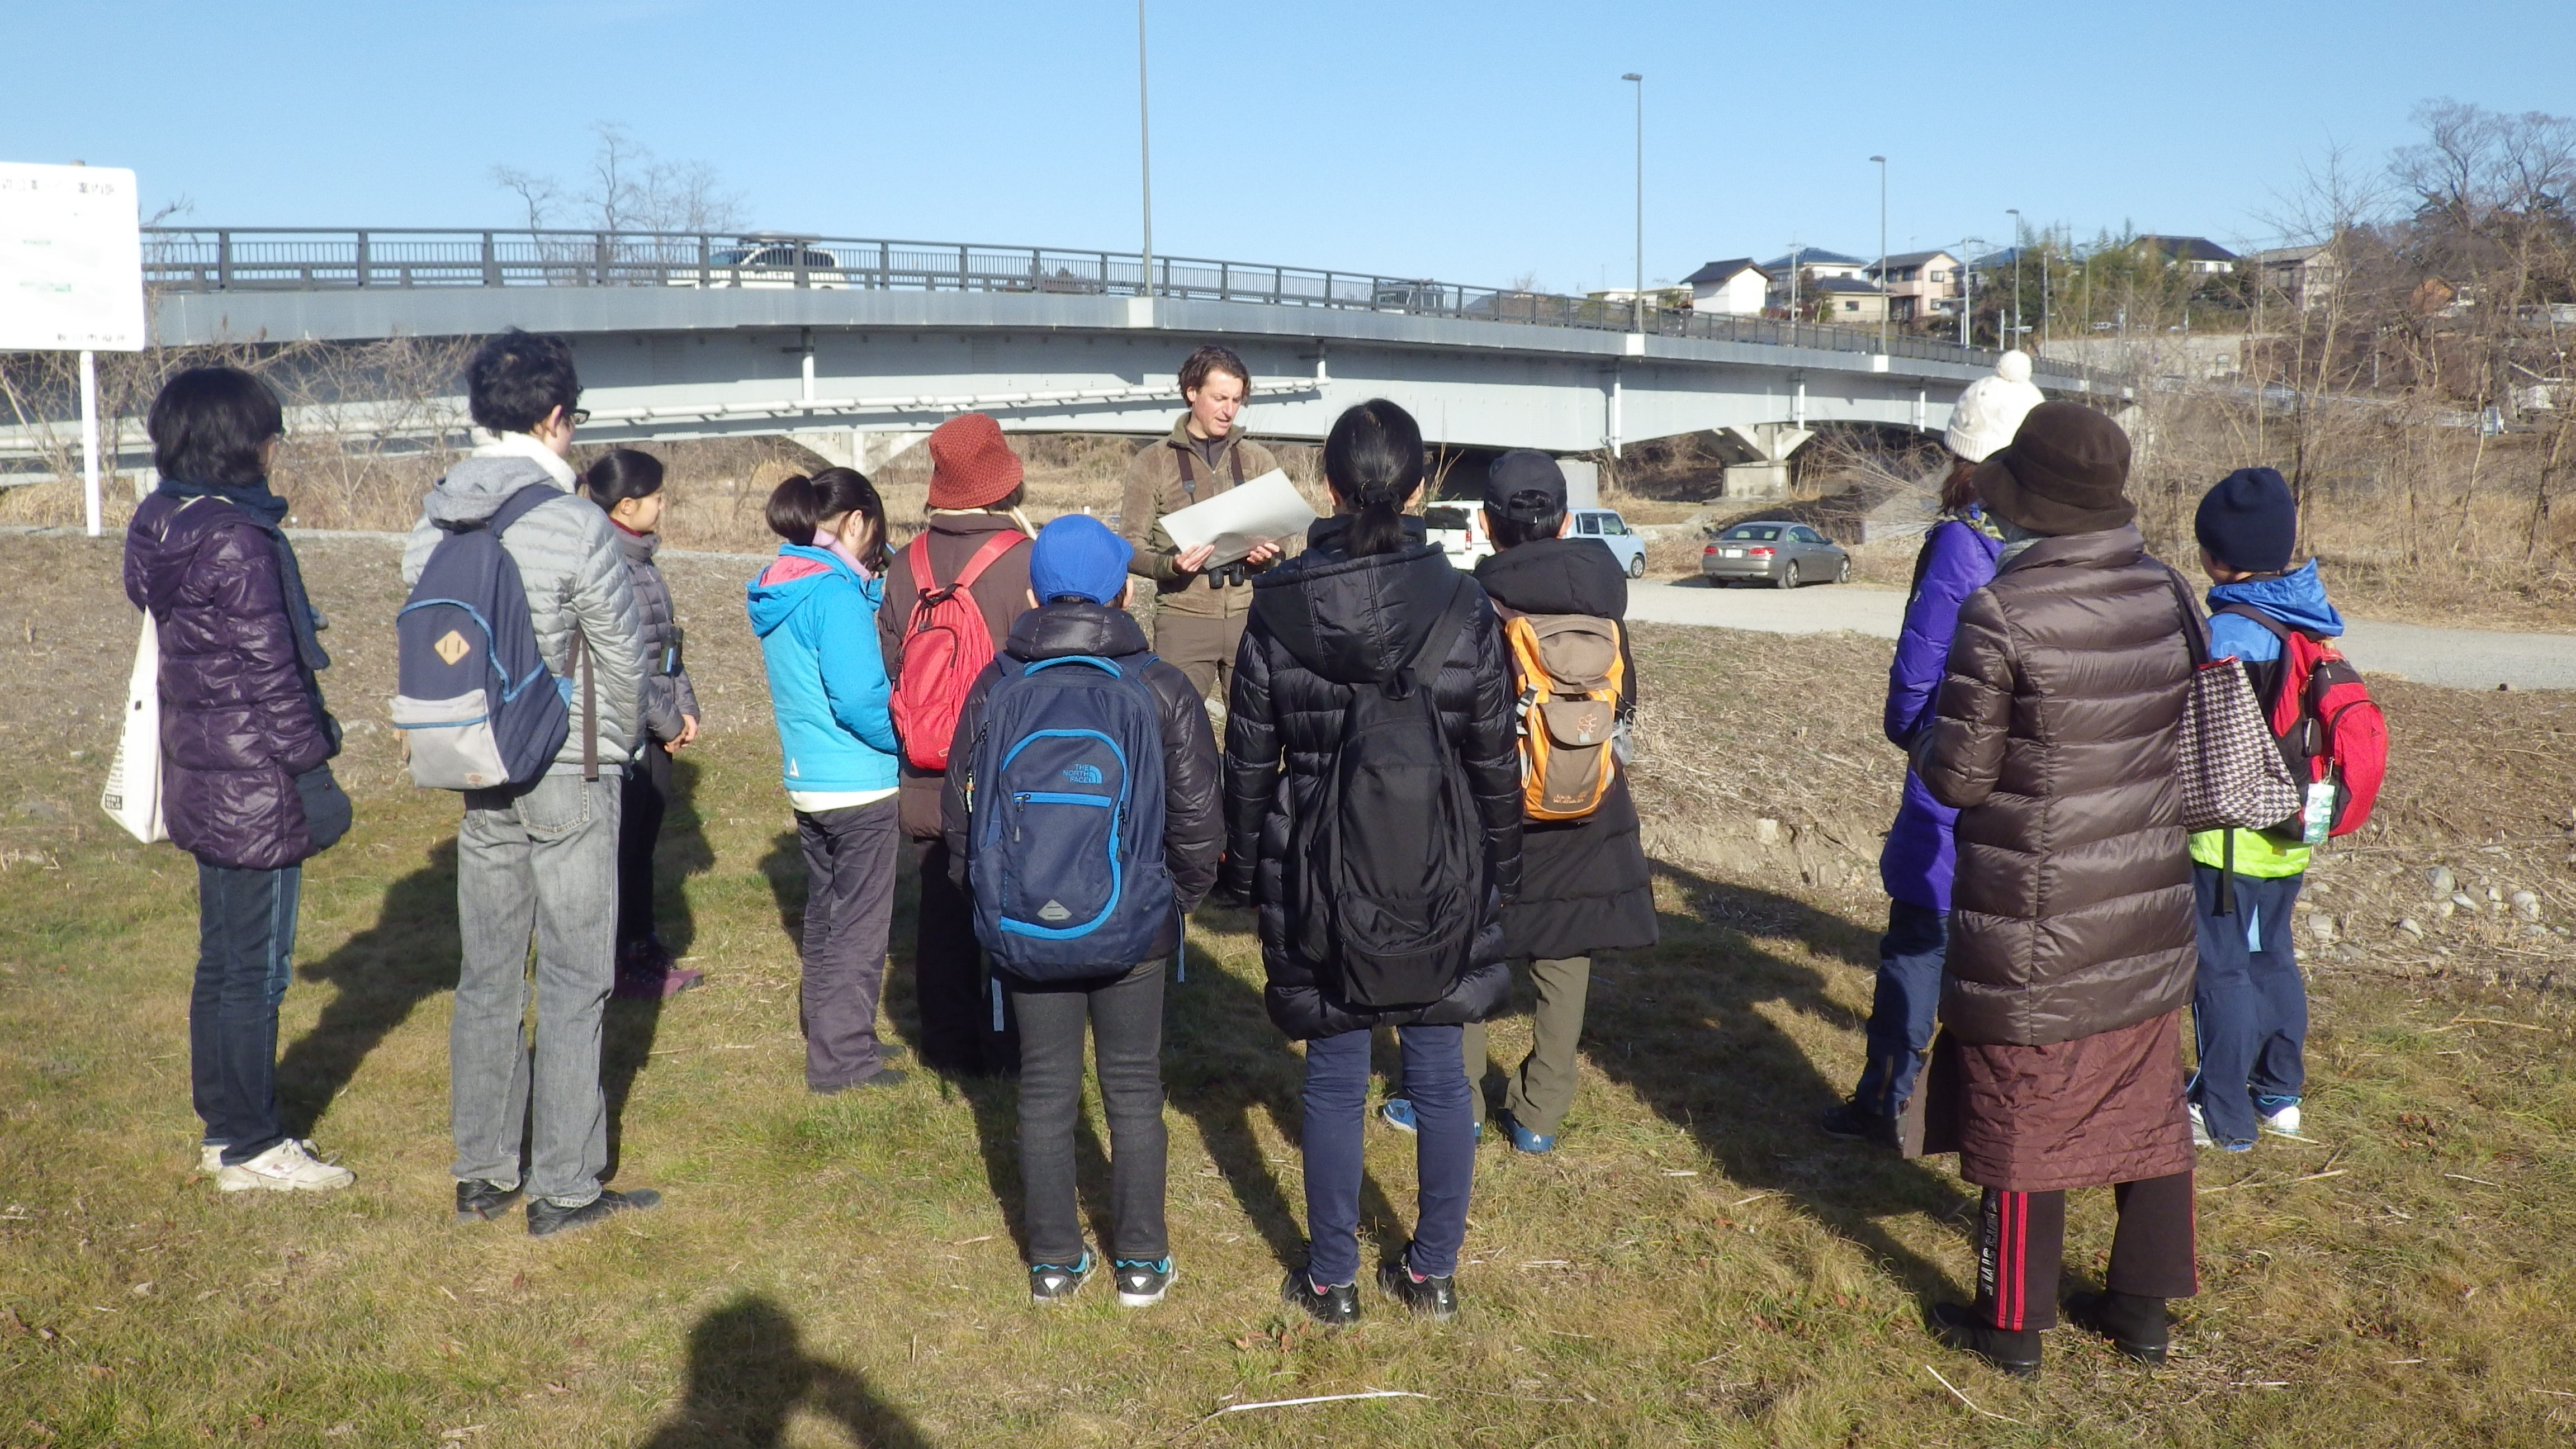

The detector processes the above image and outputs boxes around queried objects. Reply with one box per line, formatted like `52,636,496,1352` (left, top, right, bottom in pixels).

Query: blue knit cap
1029,514,1134,604
2195,467,2298,574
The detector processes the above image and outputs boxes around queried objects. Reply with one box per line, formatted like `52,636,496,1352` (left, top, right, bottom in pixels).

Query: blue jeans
1851,900,1946,1117
2190,867,2307,1147
192,861,301,1167
1301,1024,1475,1285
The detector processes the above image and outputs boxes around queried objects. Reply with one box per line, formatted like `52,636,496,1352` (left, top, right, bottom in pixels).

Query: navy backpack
391,485,579,790
962,652,1173,980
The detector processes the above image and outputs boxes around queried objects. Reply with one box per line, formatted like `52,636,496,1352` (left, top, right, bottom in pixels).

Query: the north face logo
1037,899,1072,922
1061,764,1104,785
433,629,472,666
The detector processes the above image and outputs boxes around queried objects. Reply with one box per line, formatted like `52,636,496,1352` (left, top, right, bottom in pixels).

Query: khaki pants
1153,609,1248,705
1401,955,1593,1137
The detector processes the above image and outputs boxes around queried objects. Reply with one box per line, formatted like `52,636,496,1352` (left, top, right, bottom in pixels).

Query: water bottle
2301,780,2336,846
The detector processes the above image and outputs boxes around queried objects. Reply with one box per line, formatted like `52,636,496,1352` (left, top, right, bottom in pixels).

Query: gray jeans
451,773,620,1208
797,797,901,1089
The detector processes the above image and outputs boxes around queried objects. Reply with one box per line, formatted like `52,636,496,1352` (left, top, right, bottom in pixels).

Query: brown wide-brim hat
926,412,1025,510
1972,399,2135,536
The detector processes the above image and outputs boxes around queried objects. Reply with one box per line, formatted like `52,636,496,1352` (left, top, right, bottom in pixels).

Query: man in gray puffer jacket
401,330,657,1238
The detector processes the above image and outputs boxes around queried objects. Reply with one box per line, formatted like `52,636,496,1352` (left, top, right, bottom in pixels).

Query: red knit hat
926,413,1024,510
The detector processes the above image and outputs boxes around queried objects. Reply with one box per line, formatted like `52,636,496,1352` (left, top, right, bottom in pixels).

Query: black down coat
1472,538,1660,961
1223,516,1523,1040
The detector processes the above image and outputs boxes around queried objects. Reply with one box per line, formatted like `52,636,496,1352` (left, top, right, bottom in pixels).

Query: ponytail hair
1322,398,1424,558
580,447,665,514
765,466,890,574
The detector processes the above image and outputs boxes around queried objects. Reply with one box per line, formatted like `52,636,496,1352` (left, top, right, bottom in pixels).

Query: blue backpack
391,485,579,790
962,652,1173,981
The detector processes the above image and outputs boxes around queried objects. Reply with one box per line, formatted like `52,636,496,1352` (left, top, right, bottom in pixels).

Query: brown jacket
1119,418,1281,620
878,510,1035,838
1917,524,2198,1048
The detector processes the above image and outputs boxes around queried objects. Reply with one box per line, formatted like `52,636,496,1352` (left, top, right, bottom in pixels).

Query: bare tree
493,122,746,237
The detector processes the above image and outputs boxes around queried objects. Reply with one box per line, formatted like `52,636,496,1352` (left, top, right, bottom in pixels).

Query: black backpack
1287,577,1485,1008
392,485,580,789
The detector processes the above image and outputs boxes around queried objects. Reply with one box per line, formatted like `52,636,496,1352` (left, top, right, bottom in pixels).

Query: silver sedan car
1700,520,1850,588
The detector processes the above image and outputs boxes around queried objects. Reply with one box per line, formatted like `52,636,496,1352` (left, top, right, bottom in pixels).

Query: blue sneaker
1496,1109,1556,1155
1378,1097,1418,1133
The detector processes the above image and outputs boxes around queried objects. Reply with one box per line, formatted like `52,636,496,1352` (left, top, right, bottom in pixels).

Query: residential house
1759,248,1869,310
1807,274,1888,324
2133,235,2241,275
1680,258,1772,315
1864,249,1963,321
2246,243,2339,312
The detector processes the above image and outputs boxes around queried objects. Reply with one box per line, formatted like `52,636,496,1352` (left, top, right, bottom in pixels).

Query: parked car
1423,504,1493,566
1570,508,1649,579
1701,520,1849,588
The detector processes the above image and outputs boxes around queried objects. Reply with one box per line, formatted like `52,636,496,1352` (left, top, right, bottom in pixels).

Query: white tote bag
101,612,168,844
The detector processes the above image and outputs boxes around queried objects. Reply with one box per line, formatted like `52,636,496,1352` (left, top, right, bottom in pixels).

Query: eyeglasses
565,408,591,427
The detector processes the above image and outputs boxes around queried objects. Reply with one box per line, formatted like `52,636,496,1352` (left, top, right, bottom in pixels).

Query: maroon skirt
1922,1010,2195,1192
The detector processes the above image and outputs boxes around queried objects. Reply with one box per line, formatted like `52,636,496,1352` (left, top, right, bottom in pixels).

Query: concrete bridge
42,229,2134,489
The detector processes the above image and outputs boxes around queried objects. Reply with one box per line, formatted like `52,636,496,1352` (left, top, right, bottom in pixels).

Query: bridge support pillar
794,428,931,473
1712,422,1813,499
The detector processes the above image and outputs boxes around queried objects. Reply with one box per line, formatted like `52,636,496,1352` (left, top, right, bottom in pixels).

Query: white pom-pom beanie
1945,351,2047,463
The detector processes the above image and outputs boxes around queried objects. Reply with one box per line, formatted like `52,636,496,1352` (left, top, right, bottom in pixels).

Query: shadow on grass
276,839,458,1140
636,1292,931,1448
605,754,719,1180
1582,858,1975,1308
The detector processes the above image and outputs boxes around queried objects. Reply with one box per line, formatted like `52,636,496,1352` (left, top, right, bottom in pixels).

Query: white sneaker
198,1143,223,1175
216,1139,355,1194
2258,1101,2304,1137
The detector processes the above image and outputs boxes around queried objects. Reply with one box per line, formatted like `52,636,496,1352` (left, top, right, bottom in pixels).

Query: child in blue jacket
2189,467,2342,1151
748,469,908,1093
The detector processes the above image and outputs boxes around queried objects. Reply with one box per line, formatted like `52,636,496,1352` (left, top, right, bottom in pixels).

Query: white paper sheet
1156,468,1319,566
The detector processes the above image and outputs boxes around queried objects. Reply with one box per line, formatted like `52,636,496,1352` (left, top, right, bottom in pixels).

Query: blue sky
13,0,2570,290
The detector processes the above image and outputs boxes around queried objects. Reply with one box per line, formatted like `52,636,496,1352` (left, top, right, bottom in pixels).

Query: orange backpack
1499,610,1627,820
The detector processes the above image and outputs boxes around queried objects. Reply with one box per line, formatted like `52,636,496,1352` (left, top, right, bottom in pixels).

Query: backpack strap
907,532,942,598
952,531,1022,591
2213,602,2299,643
1230,442,1246,487
1175,446,1197,502
1400,576,1481,691
484,484,563,538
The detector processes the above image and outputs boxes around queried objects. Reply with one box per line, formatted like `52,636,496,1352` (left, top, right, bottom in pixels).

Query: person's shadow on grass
1581,858,1976,1309
604,753,719,1180
274,839,458,1140
636,1293,931,1448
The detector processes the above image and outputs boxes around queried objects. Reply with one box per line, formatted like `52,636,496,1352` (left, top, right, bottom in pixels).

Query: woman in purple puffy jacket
1819,353,2040,1147
124,368,355,1194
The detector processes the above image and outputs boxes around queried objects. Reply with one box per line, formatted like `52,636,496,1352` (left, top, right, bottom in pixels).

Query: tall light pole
1959,236,1979,348
1137,0,1154,299
2005,207,2023,348
1870,155,1888,354
1623,73,1644,333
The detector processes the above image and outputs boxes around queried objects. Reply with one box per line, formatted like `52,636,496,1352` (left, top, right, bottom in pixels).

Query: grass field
4,540,2575,1448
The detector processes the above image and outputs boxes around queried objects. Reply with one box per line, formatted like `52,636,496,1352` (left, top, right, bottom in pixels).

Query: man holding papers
1119,345,1287,704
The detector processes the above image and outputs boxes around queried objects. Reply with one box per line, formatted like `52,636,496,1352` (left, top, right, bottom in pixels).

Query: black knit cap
1972,400,2134,536
2195,467,2298,574
1481,449,1568,522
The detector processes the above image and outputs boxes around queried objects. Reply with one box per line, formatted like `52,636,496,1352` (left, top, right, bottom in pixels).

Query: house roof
2136,235,2240,263
1871,249,1959,271
1809,276,1886,295
1759,248,1868,271
1681,257,1768,286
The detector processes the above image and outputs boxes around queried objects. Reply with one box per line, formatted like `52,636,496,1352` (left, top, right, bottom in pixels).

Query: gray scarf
1996,519,2051,567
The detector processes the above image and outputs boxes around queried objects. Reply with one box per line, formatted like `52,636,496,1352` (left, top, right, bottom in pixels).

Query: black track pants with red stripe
1975,1172,2199,1332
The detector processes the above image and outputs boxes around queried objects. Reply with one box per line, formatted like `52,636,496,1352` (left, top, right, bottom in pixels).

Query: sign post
0,163,148,536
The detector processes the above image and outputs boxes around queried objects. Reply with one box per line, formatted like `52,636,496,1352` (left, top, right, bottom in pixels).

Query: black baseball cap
1482,449,1568,522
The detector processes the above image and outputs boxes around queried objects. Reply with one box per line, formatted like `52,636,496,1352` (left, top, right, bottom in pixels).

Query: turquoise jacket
746,546,901,795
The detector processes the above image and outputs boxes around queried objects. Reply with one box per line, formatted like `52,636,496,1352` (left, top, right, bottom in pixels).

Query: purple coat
125,493,336,870
1878,512,2002,912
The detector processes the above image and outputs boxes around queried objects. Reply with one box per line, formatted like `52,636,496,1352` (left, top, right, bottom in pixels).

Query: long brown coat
1118,419,1282,621
1916,523,2199,1190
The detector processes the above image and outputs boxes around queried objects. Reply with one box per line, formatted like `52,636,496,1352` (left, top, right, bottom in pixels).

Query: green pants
1153,609,1249,704
1401,955,1593,1137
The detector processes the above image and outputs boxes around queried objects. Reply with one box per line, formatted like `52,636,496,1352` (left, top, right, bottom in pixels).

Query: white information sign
0,162,146,352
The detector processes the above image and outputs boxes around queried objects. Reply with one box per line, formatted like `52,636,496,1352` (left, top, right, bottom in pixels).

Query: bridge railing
139,228,2110,389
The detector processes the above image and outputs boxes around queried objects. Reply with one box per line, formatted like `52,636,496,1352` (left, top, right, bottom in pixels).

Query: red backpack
2217,605,2388,840
891,531,1023,771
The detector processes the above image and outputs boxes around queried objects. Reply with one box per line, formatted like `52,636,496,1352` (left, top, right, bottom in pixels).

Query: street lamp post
1959,236,1978,348
1623,73,1644,333
1137,0,1154,299
2006,207,2023,348
1870,155,1888,355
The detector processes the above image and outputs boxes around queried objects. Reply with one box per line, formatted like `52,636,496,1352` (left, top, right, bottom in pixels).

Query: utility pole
1623,73,1645,333
1871,155,1888,354
1137,0,1154,299
1960,236,1977,348
1786,241,1805,326
2006,207,2023,348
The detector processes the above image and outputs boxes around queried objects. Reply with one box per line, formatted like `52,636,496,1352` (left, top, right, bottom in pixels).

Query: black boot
1929,1302,2041,1377
2066,1290,2170,1365
1280,1268,1361,1328
1377,1254,1460,1321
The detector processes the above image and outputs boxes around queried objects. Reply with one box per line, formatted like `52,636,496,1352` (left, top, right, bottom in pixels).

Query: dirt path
1629,579,2576,692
